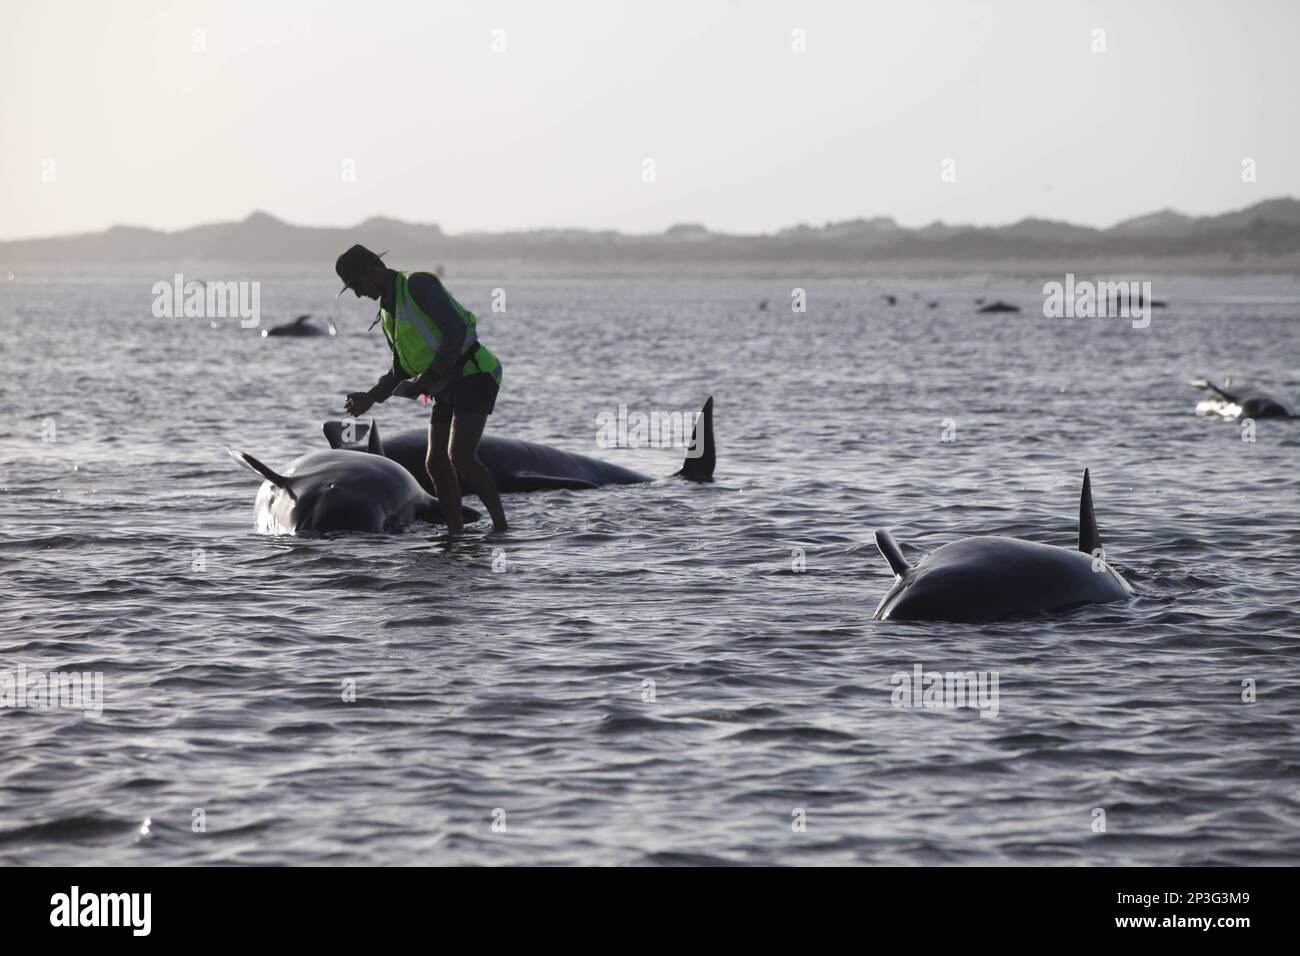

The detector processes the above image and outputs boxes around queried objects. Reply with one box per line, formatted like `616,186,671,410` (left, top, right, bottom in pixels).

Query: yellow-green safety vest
380,271,500,382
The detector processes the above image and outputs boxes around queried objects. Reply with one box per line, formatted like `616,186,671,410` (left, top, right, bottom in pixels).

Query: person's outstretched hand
345,392,374,417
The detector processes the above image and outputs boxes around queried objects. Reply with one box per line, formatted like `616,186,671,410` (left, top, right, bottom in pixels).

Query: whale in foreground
261,314,338,338
873,470,1134,623
1189,378,1295,420
322,396,716,494
227,439,479,535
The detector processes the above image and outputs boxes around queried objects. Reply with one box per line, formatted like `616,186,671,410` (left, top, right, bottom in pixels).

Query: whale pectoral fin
226,447,297,500
1078,468,1101,555
509,472,602,491
1189,378,1239,404
675,396,715,483
414,498,483,524
325,317,338,336
875,530,911,577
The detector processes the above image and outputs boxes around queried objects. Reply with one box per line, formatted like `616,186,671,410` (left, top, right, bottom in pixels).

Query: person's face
353,265,384,300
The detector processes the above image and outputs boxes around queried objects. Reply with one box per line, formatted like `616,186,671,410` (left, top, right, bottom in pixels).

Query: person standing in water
335,244,507,533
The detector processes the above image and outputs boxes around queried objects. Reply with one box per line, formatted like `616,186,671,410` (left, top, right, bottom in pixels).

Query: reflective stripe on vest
380,271,479,377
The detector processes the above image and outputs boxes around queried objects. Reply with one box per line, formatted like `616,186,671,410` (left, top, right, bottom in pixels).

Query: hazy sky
3,0,1298,240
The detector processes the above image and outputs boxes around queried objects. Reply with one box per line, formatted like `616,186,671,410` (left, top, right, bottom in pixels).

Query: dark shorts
430,371,499,424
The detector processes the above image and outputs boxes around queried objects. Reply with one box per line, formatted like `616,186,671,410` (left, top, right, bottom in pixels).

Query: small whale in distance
927,300,939,309
262,314,338,338
758,299,769,311
872,470,1134,623
1108,293,1167,310
883,294,897,306
1189,378,1296,420
976,300,1020,314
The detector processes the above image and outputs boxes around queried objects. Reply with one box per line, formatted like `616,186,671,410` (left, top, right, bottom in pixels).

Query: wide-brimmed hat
335,244,388,297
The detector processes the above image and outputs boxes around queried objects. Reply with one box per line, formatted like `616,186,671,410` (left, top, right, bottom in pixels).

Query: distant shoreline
7,255,1300,280
5,198,1300,279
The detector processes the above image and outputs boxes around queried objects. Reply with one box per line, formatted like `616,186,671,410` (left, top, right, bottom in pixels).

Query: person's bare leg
426,419,465,534
449,412,508,532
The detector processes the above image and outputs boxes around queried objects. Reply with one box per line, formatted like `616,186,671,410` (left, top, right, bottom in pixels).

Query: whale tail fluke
227,447,297,500
675,396,715,482
1078,469,1100,555
875,530,911,577
323,418,383,455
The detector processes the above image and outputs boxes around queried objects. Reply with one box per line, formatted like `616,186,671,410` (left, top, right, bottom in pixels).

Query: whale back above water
261,314,338,338
873,469,1134,623
227,446,478,535
976,300,1020,313
322,396,715,494
1189,378,1296,420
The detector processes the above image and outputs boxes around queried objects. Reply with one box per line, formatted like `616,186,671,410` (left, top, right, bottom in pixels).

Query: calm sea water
1,274,1298,865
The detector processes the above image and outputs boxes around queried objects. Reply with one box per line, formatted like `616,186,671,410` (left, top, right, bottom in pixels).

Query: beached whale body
1190,378,1295,420
322,397,715,494
873,470,1133,623
261,314,337,338
227,445,479,535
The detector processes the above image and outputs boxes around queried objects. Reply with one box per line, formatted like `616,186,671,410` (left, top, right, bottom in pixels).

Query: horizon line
3,195,1296,245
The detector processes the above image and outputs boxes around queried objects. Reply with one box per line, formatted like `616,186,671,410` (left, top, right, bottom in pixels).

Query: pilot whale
873,470,1134,622
227,440,480,535
322,397,715,494
261,314,338,338
1189,378,1296,420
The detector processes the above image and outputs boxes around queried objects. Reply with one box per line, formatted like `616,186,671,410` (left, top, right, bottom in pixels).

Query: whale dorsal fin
227,447,297,500
366,419,383,455
875,530,911,577
1078,468,1100,555
294,314,311,325
675,396,715,483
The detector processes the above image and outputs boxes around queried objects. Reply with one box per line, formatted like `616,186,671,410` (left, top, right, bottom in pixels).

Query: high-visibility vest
380,271,481,377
